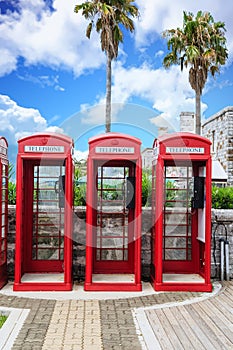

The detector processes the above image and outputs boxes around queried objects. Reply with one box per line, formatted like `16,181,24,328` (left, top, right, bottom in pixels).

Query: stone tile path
42,300,102,350
0,282,232,350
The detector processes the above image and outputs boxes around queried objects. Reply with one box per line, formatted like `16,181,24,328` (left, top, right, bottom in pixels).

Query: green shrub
8,182,16,205
6,174,233,210
212,186,233,209
74,183,86,206
142,171,152,206
0,314,8,328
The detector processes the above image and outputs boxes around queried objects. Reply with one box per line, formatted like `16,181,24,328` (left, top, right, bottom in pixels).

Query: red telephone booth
14,133,74,291
0,137,8,290
85,133,142,291
151,133,212,292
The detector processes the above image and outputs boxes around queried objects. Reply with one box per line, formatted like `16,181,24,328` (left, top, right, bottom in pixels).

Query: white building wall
202,106,233,186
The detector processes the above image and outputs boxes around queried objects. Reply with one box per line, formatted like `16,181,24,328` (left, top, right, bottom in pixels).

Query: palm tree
74,0,139,133
162,11,228,134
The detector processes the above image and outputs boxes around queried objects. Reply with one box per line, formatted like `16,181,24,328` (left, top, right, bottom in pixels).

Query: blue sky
0,0,233,164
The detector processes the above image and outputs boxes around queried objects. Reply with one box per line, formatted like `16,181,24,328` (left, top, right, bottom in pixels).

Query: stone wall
7,206,233,281
211,209,233,279
202,106,233,186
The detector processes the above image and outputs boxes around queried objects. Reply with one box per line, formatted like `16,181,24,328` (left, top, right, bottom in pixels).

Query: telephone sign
166,147,205,154
95,146,135,153
24,145,65,153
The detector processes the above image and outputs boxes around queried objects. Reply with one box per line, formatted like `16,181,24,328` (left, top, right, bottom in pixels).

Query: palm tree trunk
195,90,201,135
105,52,112,133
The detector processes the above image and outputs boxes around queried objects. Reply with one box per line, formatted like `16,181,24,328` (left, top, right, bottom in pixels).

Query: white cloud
74,62,198,130
73,149,88,161
80,100,124,126
0,0,231,134
0,0,232,78
17,73,65,91
0,49,17,76
80,102,106,125
136,0,233,62
74,60,208,130
155,50,164,58
0,94,63,145
111,63,197,129
0,0,104,77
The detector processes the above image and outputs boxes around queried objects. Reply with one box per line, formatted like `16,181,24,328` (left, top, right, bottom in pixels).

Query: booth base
151,273,212,292
92,274,135,283
85,274,142,291
153,282,212,292
13,273,72,291
84,283,142,292
163,273,205,283
21,273,64,283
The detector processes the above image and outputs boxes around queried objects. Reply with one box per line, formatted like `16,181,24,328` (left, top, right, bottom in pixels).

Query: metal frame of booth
0,137,8,290
85,133,142,291
151,132,212,292
14,133,74,291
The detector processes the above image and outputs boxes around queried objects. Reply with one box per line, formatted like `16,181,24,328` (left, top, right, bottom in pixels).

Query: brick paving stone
41,299,103,350
99,291,203,350
0,285,205,350
0,294,56,350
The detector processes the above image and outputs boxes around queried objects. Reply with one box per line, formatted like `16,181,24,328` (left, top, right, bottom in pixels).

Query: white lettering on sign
0,146,7,156
24,145,65,153
166,147,205,154
95,147,135,154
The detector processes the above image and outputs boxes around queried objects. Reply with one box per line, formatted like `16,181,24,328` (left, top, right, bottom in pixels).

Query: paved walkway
0,281,232,350
134,282,233,349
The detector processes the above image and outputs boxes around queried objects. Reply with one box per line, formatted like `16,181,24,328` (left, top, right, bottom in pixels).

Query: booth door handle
54,175,65,208
54,180,59,194
126,177,135,209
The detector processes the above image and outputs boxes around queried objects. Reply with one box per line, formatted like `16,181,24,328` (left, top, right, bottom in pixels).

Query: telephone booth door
85,133,142,291
14,133,73,291
151,133,212,292
0,137,8,290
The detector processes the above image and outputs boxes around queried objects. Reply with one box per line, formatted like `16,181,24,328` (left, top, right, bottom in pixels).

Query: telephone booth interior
85,133,142,291
0,137,8,290
151,133,212,292
14,133,73,291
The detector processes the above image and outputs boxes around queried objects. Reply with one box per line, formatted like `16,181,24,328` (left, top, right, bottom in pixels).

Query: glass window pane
1,190,6,200
34,248,60,260
164,249,187,260
100,249,123,261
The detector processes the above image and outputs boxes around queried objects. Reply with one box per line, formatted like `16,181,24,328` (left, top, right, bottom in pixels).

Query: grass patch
0,314,8,328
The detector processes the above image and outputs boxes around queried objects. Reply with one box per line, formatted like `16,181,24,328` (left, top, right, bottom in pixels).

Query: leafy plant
74,183,86,206
212,186,233,209
162,11,228,134
8,181,16,205
8,162,15,180
74,0,139,132
142,171,151,206
165,180,177,207
73,160,86,206
0,314,7,328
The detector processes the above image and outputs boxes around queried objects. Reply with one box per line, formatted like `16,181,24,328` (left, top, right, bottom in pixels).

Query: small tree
74,0,139,132
162,11,228,134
